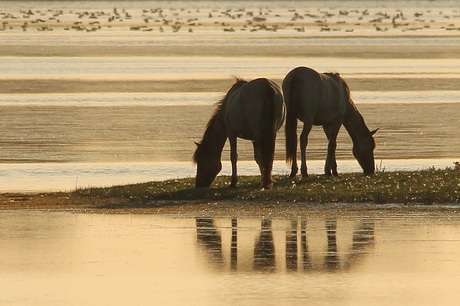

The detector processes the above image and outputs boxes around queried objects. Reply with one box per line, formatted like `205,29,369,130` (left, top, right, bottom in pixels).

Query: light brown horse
283,66,378,178
193,78,285,189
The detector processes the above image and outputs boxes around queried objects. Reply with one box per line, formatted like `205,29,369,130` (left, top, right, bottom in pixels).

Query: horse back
283,67,323,122
225,78,284,140
283,67,347,125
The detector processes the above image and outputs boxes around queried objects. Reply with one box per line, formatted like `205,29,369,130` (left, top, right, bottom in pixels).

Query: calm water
2,210,460,305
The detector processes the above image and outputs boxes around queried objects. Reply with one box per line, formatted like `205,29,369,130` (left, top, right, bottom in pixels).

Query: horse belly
226,114,255,140
313,111,340,126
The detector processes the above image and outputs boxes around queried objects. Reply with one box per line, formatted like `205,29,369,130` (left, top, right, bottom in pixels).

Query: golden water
1,210,460,305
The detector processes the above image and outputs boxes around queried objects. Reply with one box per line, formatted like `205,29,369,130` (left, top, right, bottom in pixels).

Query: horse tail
259,79,278,188
283,70,299,165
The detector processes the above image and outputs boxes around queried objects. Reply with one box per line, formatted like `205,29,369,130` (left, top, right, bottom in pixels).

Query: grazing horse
193,78,285,189
283,66,378,178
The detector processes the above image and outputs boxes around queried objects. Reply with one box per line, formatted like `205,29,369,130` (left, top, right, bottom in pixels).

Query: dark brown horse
283,66,378,178
193,78,285,189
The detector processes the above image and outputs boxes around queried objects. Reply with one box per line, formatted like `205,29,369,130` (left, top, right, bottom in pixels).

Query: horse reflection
325,219,340,270
286,218,374,272
286,219,298,271
253,218,276,271
196,217,238,270
231,218,237,270
196,218,223,267
196,217,374,273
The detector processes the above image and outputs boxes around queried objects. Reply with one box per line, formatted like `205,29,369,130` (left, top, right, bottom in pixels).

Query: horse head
193,142,222,188
353,128,379,175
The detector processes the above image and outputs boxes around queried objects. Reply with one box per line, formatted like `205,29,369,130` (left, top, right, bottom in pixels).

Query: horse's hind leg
254,141,273,190
289,157,299,179
229,136,238,187
300,122,313,178
252,142,263,185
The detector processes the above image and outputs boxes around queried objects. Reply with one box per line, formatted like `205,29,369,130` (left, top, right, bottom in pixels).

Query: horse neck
201,112,228,157
342,101,369,143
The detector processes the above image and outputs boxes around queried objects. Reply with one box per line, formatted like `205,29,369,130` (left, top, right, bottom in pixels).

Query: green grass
73,166,460,205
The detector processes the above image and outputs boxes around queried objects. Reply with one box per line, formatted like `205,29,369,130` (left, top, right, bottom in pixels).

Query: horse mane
331,73,373,136
192,107,220,163
325,72,351,100
326,72,360,114
193,77,247,164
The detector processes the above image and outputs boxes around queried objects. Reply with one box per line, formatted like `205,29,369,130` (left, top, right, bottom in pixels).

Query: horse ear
194,141,200,147
370,128,379,136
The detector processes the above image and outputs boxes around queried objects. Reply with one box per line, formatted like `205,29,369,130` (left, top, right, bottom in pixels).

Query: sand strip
2,44,460,58
1,77,459,94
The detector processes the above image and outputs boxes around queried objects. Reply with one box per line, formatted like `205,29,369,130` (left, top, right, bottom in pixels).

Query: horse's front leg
324,138,338,176
229,136,238,187
323,124,340,176
300,123,312,178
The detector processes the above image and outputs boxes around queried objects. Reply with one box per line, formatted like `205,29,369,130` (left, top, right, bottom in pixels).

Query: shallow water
2,210,460,305
0,0,459,192
0,159,455,193
0,98,458,191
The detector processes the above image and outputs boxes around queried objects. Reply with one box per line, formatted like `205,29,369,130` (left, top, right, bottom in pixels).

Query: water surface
2,210,460,305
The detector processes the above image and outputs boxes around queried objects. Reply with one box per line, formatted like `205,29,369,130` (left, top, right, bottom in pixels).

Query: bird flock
1,6,460,34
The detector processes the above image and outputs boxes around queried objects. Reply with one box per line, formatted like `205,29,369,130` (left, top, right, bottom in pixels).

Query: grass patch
73,167,460,206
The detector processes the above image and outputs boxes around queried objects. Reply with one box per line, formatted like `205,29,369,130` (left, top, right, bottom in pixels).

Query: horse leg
323,123,341,176
300,122,313,178
229,136,238,187
252,142,264,187
289,157,299,179
254,140,274,189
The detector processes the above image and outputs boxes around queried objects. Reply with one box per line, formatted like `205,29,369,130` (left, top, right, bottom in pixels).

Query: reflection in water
301,219,312,271
286,219,298,271
325,219,339,270
254,218,275,271
196,217,375,273
3,211,460,305
196,218,223,267
231,218,238,271
344,221,375,271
